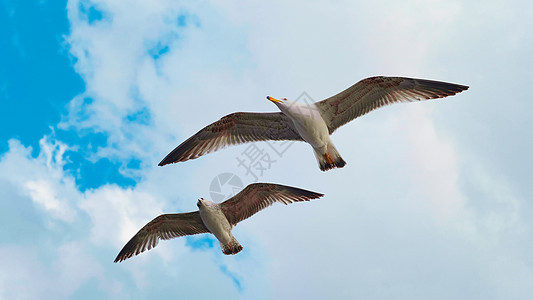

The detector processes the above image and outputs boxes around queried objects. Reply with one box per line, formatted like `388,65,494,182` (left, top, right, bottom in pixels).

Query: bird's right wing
316,76,469,134
159,112,303,166
114,212,209,263
220,183,324,226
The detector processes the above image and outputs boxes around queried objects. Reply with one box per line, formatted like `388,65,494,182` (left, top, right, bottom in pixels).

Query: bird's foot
323,152,334,165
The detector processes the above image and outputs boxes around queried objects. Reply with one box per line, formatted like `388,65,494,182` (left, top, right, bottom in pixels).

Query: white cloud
24,179,75,223
401,104,463,219
0,242,107,299
80,185,163,248
0,138,79,224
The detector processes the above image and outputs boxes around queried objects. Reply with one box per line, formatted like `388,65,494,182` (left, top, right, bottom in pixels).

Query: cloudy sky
1,0,532,298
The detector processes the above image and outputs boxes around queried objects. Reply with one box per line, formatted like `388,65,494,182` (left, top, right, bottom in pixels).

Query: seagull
159,76,468,171
114,183,323,262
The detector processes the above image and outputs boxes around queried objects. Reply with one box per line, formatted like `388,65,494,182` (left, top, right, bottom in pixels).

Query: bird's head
266,96,288,107
197,198,205,208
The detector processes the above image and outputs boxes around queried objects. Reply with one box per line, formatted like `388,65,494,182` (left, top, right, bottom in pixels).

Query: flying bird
114,183,323,262
159,76,468,171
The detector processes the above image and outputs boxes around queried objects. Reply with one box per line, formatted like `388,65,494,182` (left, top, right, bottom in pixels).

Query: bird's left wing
114,212,209,263
220,183,324,226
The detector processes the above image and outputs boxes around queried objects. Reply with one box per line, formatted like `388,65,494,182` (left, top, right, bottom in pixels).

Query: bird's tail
221,237,243,255
314,143,346,171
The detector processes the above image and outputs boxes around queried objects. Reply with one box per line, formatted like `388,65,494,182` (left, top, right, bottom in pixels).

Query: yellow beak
266,96,283,103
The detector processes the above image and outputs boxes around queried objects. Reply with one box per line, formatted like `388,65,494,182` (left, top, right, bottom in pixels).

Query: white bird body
273,100,343,169
198,198,239,253
278,101,330,150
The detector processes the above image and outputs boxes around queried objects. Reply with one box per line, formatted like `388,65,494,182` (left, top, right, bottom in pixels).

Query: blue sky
0,0,83,152
1,0,533,299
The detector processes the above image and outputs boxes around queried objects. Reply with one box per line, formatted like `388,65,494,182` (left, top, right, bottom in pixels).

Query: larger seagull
114,183,323,262
159,76,469,171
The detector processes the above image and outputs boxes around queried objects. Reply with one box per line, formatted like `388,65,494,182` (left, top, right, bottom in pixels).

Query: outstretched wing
159,112,303,166
316,76,469,134
114,212,209,263
220,183,324,226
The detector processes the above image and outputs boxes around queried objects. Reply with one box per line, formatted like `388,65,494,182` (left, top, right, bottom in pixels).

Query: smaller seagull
114,183,323,263
159,76,468,171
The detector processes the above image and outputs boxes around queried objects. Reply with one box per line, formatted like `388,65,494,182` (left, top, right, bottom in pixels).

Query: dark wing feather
316,76,469,134
114,212,209,263
159,112,302,166
220,183,324,226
